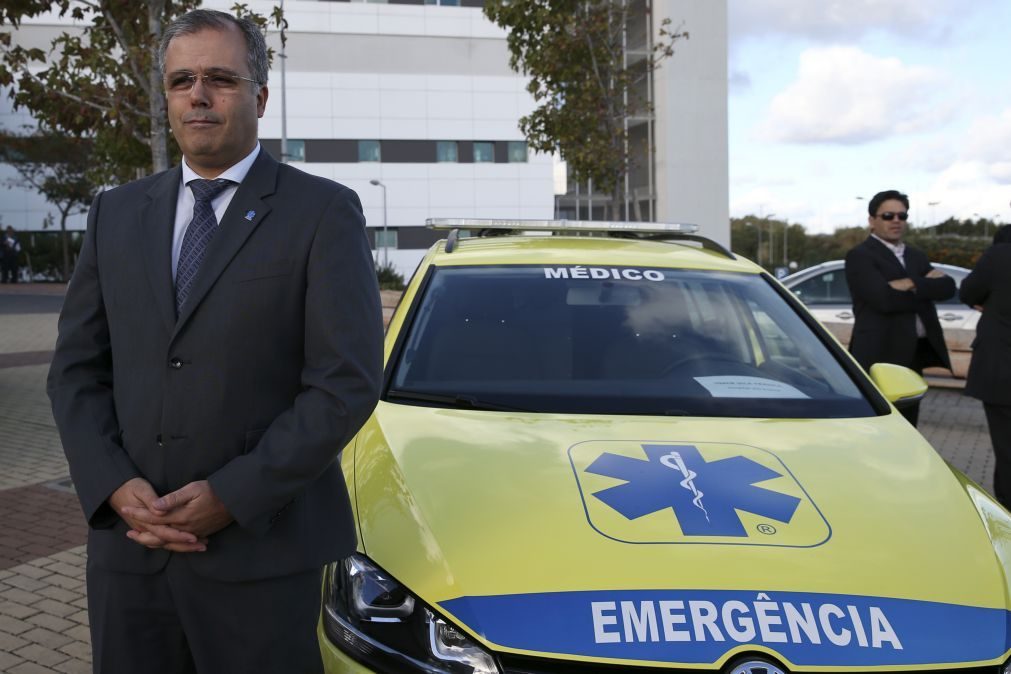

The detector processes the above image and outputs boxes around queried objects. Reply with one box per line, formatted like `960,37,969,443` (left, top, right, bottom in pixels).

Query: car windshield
388,265,877,418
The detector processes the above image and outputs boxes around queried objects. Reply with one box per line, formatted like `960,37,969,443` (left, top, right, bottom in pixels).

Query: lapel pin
244,210,256,221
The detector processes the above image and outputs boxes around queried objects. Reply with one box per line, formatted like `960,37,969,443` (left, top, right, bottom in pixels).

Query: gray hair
158,9,268,86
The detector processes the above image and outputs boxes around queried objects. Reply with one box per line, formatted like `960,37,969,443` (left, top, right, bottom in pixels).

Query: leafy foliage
731,216,996,272
0,1,284,185
376,261,405,291
0,128,98,278
485,0,687,217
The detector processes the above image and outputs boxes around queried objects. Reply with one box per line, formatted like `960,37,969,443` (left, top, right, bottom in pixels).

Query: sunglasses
877,211,909,222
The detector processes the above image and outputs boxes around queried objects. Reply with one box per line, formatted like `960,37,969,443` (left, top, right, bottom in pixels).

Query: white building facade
0,0,727,279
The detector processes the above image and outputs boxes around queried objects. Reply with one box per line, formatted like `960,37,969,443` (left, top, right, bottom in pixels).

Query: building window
473,142,494,163
358,140,381,162
436,141,458,163
507,141,528,163
285,139,305,162
425,0,461,5
375,229,398,249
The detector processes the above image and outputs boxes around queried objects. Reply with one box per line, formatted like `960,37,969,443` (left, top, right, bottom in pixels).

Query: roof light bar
426,218,699,235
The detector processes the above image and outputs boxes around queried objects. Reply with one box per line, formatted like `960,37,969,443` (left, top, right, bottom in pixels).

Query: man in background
845,189,955,426
1,225,21,282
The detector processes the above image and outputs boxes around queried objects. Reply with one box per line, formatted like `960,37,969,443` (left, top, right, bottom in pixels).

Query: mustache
182,113,222,124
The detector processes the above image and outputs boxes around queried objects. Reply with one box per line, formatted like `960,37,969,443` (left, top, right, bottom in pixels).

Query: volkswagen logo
728,659,787,674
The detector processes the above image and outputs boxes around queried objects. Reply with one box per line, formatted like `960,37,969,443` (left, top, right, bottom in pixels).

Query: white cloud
729,0,978,42
962,109,1011,165
758,47,950,145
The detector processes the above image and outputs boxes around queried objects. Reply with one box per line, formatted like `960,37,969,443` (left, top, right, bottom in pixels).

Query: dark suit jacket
47,149,384,581
844,236,955,371
961,242,1011,405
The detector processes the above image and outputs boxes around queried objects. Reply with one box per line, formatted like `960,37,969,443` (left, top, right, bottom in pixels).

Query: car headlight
323,554,499,674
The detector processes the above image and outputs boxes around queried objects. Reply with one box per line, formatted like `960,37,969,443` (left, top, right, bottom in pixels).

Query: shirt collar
181,142,260,187
871,233,905,257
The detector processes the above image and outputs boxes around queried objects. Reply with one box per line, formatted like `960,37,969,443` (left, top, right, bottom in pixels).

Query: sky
727,0,1011,233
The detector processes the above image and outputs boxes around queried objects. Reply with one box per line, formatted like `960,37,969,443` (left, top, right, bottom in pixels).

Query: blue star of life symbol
585,444,801,537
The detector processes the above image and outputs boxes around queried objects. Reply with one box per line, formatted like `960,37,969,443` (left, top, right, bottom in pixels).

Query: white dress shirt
871,233,925,337
172,143,261,281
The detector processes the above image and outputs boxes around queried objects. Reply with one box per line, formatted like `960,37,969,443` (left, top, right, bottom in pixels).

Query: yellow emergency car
320,219,1011,674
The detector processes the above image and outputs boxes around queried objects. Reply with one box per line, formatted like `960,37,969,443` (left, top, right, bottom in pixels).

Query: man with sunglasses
845,189,955,425
47,9,383,673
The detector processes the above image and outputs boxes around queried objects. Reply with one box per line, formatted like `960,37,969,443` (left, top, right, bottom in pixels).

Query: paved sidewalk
0,283,997,672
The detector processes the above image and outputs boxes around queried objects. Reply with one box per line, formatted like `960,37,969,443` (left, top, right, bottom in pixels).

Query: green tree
0,1,284,185
0,128,97,279
484,0,687,219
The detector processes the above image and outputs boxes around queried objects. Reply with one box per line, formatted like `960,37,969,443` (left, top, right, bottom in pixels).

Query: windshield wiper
386,389,533,413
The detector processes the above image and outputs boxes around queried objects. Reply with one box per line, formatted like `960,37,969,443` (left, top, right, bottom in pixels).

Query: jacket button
169,357,183,369
156,434,164,447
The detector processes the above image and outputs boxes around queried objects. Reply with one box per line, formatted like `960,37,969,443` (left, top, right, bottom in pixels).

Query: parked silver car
782,260,978,378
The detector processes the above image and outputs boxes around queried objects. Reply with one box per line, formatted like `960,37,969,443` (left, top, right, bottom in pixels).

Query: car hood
353,402,1011,668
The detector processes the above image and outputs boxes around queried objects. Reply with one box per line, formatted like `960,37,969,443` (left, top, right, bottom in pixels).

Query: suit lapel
141,168,182,333
866,237,906,274
173,150,278,334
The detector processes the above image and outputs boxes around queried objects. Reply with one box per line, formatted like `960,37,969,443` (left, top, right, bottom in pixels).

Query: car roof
423,235,761,274
783,259,969,285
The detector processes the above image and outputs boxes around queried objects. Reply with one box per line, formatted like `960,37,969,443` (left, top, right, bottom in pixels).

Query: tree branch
98,0,152,97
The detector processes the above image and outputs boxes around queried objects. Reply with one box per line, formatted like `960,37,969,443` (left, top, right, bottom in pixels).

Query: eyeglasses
165,70,261,94
877,211,909,222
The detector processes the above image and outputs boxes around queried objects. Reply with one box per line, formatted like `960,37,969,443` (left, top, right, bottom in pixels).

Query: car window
388,266,875,418
935,267,965,306
789,270,851,305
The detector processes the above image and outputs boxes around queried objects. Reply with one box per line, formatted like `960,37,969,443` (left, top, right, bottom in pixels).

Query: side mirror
869,363,927,409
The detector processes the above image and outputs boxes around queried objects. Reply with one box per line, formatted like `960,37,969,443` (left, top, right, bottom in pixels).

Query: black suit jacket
47,149,384,581
844,236,955,371
961,242,1011,405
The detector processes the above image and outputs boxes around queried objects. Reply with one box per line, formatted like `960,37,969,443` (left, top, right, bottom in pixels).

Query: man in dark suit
961,225,1011,508
46,9,383,673
845,189,955,426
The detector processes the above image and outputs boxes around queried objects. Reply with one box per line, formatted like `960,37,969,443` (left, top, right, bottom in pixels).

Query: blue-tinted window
358,140,381,162
285,139,305,162
473,142,494,163
436,141,458,163
507,141,527,163
375,229,398,249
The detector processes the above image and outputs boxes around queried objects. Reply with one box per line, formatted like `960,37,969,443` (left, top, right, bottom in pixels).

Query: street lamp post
369,179,388,268
927,201,940,231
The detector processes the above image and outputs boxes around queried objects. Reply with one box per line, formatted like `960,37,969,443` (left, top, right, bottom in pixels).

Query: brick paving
0,283,999,672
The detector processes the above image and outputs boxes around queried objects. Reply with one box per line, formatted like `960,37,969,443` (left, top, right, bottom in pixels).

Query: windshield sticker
544,266,665,281
694,376,811,399
439,589,1010,667
569,441,830,547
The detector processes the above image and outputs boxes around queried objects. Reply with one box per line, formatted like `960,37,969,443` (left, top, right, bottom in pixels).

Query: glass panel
389,267,874,418
436,141,458,163
789,271,850,305
473,142,494,163
286,139,305,162
507,141,527,163
375,229,398,249
936,267,964,305
358,140,381,163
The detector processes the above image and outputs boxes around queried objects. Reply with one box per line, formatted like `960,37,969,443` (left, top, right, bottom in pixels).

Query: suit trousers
87,554,323,674
985,403,1011,510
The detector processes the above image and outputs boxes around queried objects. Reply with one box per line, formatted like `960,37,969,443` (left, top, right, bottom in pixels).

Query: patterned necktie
175,178,233,314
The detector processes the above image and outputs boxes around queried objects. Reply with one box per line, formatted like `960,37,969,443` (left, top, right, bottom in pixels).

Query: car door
934,266,979,378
